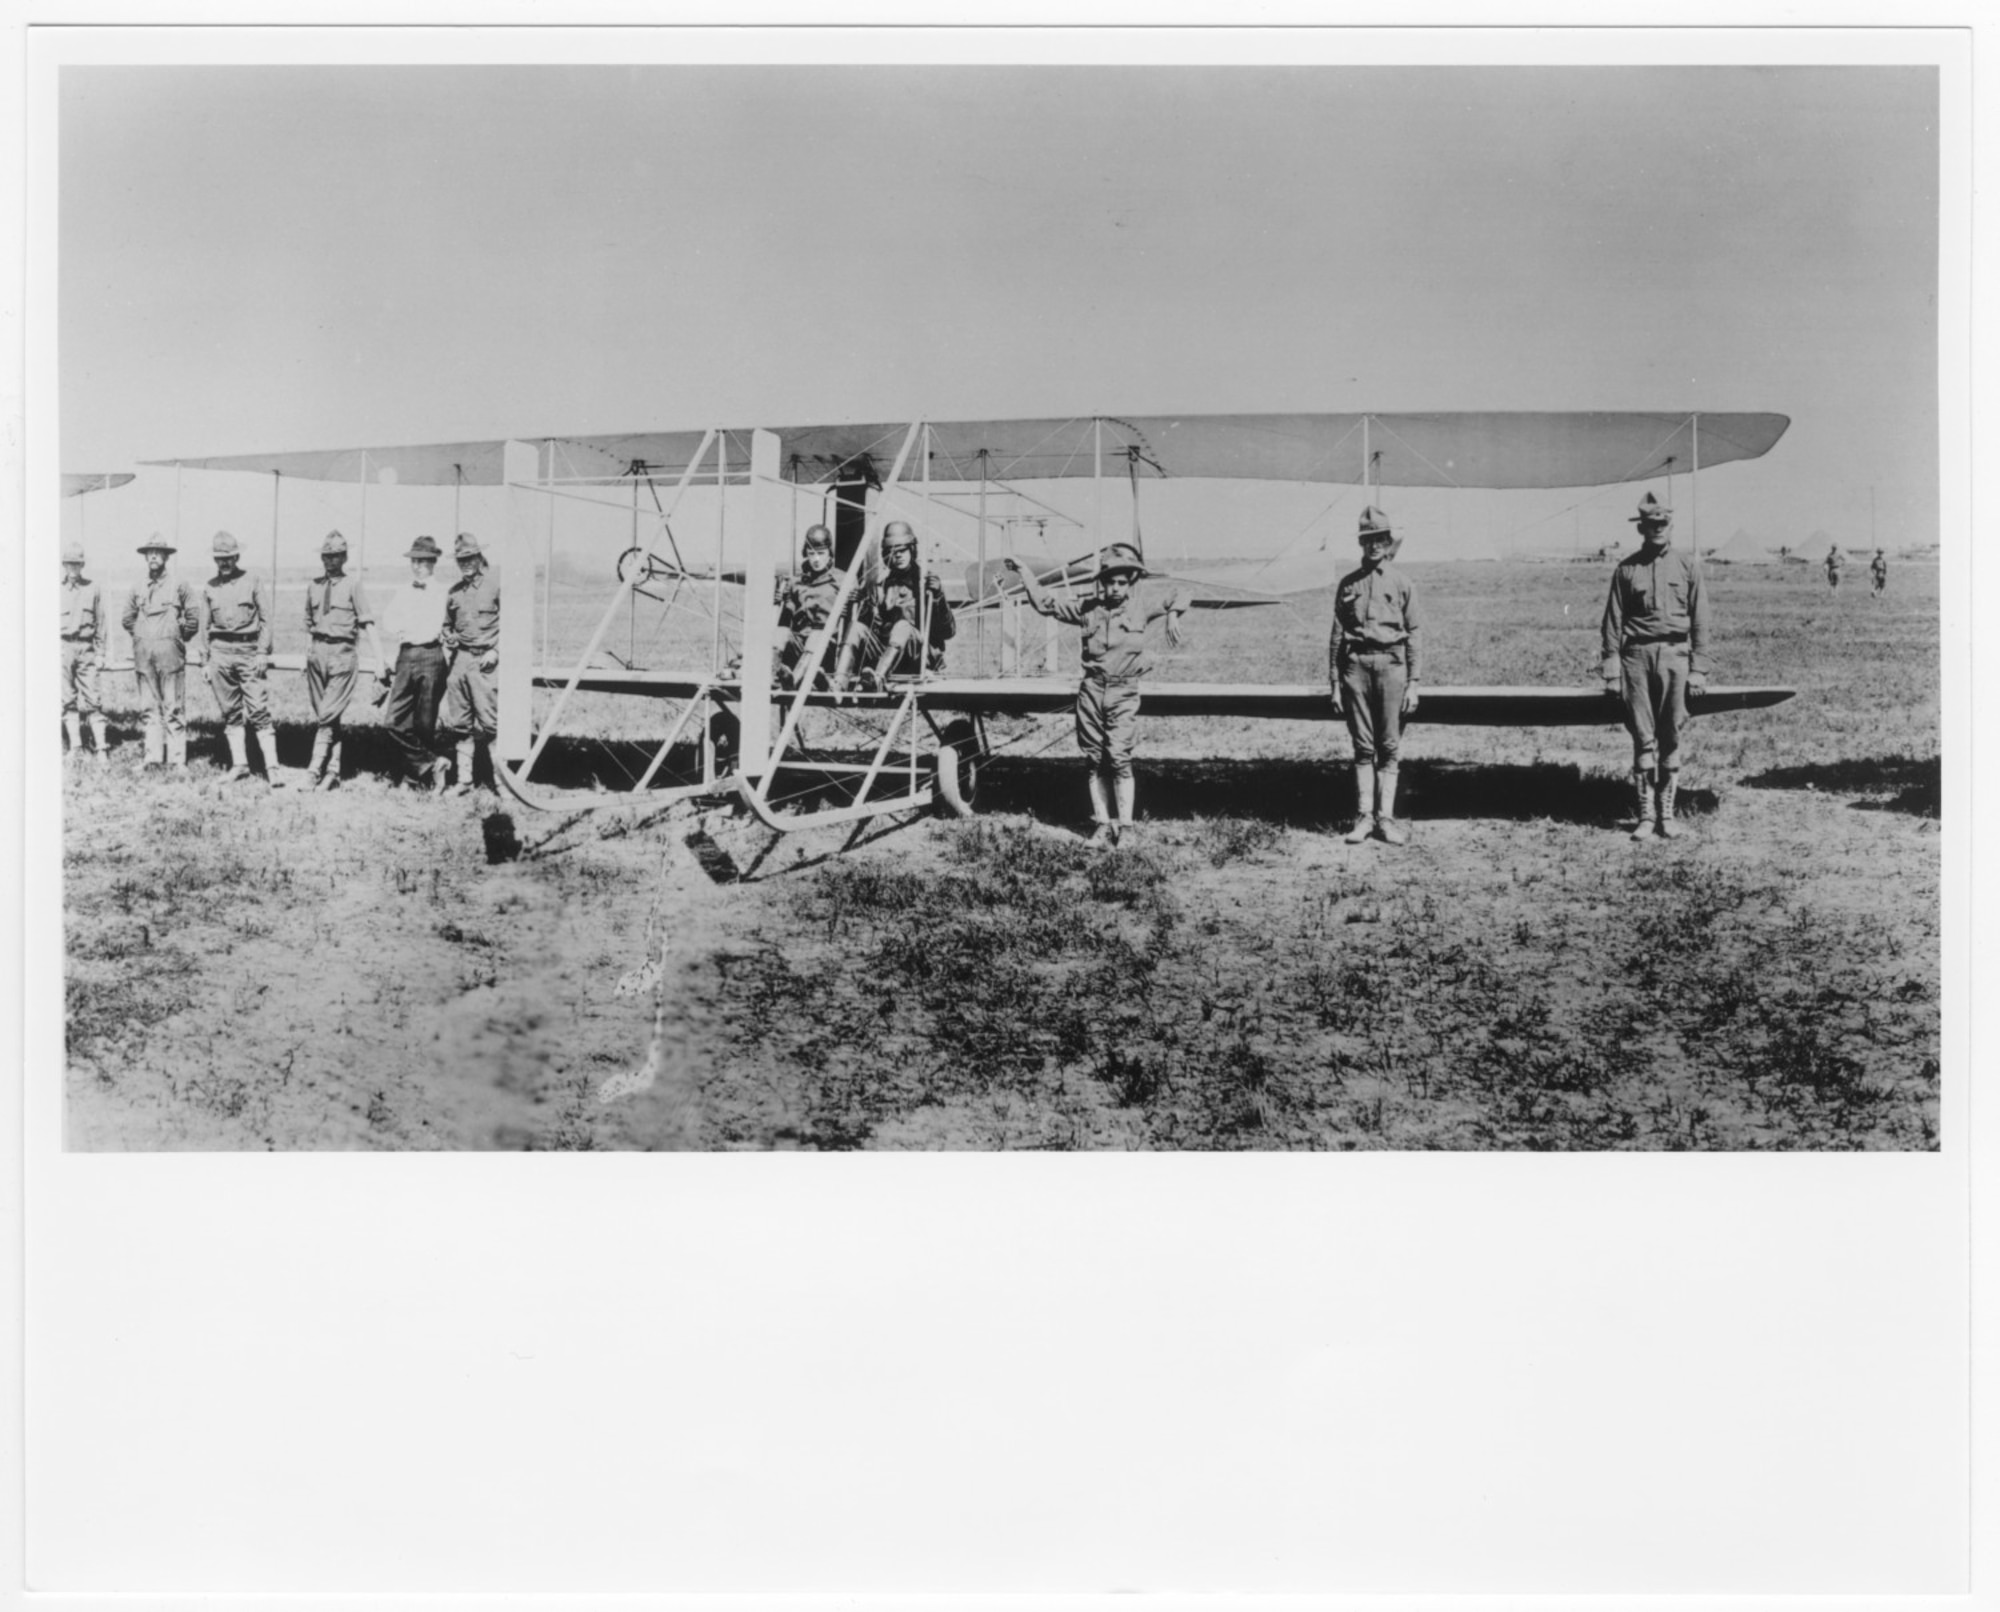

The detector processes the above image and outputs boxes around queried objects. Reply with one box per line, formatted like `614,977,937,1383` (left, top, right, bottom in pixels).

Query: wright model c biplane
147,410,1796,829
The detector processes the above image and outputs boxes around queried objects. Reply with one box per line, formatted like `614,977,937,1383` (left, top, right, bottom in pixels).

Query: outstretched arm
1001,557,1084,626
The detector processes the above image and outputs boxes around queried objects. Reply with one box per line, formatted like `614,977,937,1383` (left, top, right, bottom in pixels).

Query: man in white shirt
376,534,452,790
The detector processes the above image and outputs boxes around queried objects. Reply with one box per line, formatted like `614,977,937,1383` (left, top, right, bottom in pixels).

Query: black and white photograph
50,56,1947,1154
15,19,1984,1604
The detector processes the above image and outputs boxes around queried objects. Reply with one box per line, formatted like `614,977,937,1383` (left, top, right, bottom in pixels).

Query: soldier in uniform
122,534,200,770
1006,542,1188,847
1328,506,1422,846
1870,547,1889,598
301,530,388,790
1824,543,1844,593
377,534,452,790
832,521,955,692
774,524,847,690
59,538,111,764
437,531,501,795
1601,492,1708,841
198,530,284,785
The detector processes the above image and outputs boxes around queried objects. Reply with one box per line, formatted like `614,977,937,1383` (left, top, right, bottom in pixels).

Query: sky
55,62,1942,567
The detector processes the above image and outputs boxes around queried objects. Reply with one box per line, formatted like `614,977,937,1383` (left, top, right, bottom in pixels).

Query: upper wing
143,412,1789,491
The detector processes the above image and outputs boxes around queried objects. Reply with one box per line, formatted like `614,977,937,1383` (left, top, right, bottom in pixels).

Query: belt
311,633,357,643
1625,633,1689,647
210,630,262,643
1344,640,1407,655
60,632,95,643
399,640,443,652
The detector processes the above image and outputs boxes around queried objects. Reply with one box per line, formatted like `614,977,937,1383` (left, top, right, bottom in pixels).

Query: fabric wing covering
146,412,1788,491
62,472,135,496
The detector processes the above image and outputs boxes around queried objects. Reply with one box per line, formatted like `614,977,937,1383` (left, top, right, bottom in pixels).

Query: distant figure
1329,506,1423,845
1006,542,1187,847
1824,544,1844,592
438,532,501,795
302,531,389,790
377,535,451,791
774,524,847,691
1601,492,1707,841
123,533,200,771
58,538,110,764
833,521,955,692
198,530,282,785
1870,547,1889,597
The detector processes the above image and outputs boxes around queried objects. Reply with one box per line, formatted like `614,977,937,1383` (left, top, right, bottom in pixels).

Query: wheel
933,719,983,818
615,546,653,586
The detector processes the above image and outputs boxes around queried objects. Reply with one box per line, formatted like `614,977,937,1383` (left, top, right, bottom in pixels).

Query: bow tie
413,582,427,590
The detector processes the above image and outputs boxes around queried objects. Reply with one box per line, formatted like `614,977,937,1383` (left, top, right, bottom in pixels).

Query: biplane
145,410,1797,829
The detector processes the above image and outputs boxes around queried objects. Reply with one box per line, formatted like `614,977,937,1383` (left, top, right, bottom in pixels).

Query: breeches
384,645,446,778
1619,639,1690,773
439,653,496,740
306,638,360,728
206,642,272,728
850,619,944,676
61,640,101,715
133,653,186,738
1075,678,1141,775
1338,650,1408,767
778,629,834,686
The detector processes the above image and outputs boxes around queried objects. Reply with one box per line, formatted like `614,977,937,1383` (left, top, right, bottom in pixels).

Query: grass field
61,558,1940,1150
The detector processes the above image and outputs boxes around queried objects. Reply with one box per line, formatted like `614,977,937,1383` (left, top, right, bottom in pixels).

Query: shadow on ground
99,720,1721,830
975,756,1714,831
1741,755,1939,817
99,717,711,794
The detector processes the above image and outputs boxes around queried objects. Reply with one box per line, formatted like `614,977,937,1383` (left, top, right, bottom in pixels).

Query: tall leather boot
168,731,188,771
1376,766,1409,845
255,727,286,788
143,716,164,771
454,737,477,796
1086,771,1114,848
88,714,110,764
226,724,251,781
323,739,343,791
305,729,332,788
1629,768,1656,841
1343,763,1377,844
1657,773,1683,839
63,713,82,757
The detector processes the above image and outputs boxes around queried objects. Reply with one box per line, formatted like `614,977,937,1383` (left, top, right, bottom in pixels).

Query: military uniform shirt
304,573,375,642
1036,592,1159,685
445,568,501,654
1328,561,1422,681
201,570,273,649
1600,545,1706,679
59,575,103,642
124,575,200,655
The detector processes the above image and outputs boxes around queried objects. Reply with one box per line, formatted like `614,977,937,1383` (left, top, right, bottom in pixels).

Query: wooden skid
734,773,936,832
